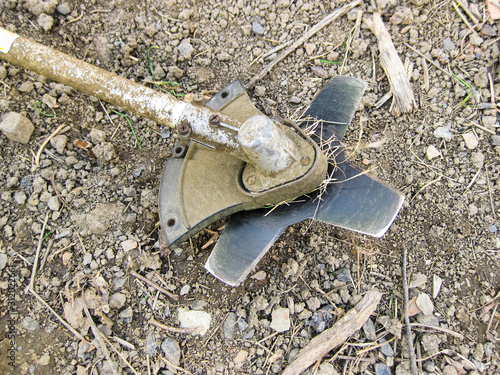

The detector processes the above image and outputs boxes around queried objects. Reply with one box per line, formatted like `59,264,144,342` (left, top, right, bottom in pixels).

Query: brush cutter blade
205,76,404,286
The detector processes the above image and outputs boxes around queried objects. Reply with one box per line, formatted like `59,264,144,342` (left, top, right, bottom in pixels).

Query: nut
246,175,256,185
177,120,191,137
300,156,311,166
192,93,205,105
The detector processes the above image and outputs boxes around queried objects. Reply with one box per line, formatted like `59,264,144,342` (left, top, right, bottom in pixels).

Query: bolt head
209,114,221,126
300,156,311,166
177,120,191,137
246,175,256,185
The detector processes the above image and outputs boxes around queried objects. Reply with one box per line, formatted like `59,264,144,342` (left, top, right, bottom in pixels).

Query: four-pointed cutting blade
205,76,405,286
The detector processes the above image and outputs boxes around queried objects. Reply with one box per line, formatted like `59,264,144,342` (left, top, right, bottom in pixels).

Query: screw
192,93,204,105
300,156,311,166
247,175,256,185
177,120,191,137
209,114,221,126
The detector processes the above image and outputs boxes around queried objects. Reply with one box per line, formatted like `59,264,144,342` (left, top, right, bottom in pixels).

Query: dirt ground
0,0,499,374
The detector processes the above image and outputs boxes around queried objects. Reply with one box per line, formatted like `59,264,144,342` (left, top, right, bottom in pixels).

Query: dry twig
245,0,362,89
130,269,178,301
151,318,203,335
35,124,67,167
25,212,49,294
282,289,381,375
403,247,419,375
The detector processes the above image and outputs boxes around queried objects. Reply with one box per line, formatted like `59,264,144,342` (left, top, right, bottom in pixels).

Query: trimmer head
160,76,404,286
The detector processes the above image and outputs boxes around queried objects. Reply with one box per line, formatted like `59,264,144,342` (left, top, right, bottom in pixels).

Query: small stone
426,145,441,160
146,334,158,355
443,37,456,52
311,66,329,79
14,191,27,205
416,293,434,315
237,317,248,331
119,306,133,323
47,196,61,211
433,274,443,299
482,115,497,128
362,318,377,341
463,132,478,149
121,239,138,252
254,86,266,97
416,314,439,327
251,270,267,281
109,293,126,309
375,363,391,375
18,81,34,93
241,25,252,36
270,307,290,332
57,3,71,15
22,316,40,331
132,164,145,178
409,273,427,289
443,365,458,375
0,253,7,270
37,14,54,32
178,9,194,20
491,135,500,146
161,338,181,366
37,353,50,366
335,267,352,283
178,308,211,335
469,34,484,46
304,43,315,55
180,285,190,296
177,42,194,59
289,96,301,104
223,312,238,339
0,112,35,144
90,128,106,143
471,152,484,168
434,127,452,141
488,225,497,233
252,21,264,36
380,341,394,357
233,350,248,365
50,135,68,154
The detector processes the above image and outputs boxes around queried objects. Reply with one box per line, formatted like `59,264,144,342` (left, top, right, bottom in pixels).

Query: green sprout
111,109,142,150
147,46,185,97
34,101,57,117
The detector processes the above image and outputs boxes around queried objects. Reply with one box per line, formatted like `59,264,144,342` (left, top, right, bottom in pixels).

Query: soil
0,0,499,374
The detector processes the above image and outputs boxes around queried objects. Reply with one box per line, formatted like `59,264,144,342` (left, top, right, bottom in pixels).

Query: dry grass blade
25,212,49,294
364,13,416,116
130,269,178,301
35,124,68,167
151,318,203,335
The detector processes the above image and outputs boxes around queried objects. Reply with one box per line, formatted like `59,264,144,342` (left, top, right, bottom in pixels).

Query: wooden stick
364,13,416,116
410,323,464,340
282,289,382,375
150,318,203,335
245,0,362,89
130,269,178,301
403,247,419,375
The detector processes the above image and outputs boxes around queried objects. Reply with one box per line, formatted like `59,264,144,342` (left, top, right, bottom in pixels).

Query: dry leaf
74,140,97,160
407,296,422,317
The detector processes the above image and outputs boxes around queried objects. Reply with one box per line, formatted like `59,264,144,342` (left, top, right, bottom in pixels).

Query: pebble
304,43,315,55
121,239,138,252
416,293,434,315
374,363,391,375
252,21,264,36
0,253,7,270
250,270,267,280
22,316,40,331
47,196,61,211
18,81,34,93
469,34,484,46
416,314,439,327
362,318,377,341
426,145,441,160
233,350,248,365
335,267,352,283
462,132,478,149
14,191,27,205
177,42,194,59
470,152,484,168
178,9,194,20
0,112,35,144
443,365,458,375
490,135,500,146
488,225,497,233
443,37,456,52
317,363,338,375
311,66,329,79
434,127,452,141
253,86,266,98
433,274,443,298
119,306,133,323
161,338,181,366
50,134,68,154
237,317,248,331
37,14,54,32
223,312,238,339
20,176,33,190
109,293,126,309
180,284,190,296
270,307,290,332
132,164,145,178
56,3,71,15
178,308,211,335
146,334,158,355
409,273,427,289
289,96,301,104
380,340,394,357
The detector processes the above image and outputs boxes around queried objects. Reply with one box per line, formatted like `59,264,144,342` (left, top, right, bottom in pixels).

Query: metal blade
206,76,404,286
300,76,367,141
